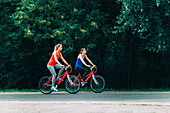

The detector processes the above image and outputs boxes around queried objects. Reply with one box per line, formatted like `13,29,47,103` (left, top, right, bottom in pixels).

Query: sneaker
51,87,58,92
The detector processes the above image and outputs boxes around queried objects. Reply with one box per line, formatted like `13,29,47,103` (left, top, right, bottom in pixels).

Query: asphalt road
0,91,170,113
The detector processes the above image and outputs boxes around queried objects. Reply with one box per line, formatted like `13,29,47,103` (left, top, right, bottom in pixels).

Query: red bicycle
38,66,81,94
77,66,105,93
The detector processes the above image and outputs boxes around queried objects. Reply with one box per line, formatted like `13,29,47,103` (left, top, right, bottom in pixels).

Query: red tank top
48,51,61,65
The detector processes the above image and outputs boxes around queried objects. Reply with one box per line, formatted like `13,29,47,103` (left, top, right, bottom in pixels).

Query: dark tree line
0,0,169,89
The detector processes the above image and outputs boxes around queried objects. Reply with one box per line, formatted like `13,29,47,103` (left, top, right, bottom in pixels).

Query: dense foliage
0,0,169,89
114,0,169,53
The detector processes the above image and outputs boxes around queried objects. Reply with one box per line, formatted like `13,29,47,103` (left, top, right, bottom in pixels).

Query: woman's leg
75,66,88,80
54,64,65,78
47,65,57,87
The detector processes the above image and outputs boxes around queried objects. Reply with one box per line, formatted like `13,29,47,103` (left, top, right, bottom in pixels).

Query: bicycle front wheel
65,75,81,94
90,75,105,93
38,76,52,94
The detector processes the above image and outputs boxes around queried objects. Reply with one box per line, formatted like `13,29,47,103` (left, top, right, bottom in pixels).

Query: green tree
1,0,169,90
1,0,112,89
0,0,23,88
112,0,170,89
114,0,169,53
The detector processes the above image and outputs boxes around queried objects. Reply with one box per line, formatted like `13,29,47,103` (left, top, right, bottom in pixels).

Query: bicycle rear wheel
65,75,81,94
90,75,105,93
38,76,52,94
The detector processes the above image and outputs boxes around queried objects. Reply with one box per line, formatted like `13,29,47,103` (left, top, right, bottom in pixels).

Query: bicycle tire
38,76,52,94
65,75,81,94
90,75,105,93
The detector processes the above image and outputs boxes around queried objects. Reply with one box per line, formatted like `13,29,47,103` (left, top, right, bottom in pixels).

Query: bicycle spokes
90,75,105,93
38,76,52,94
65,75,81,94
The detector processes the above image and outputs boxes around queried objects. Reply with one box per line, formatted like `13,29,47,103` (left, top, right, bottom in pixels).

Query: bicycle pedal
81,82,87,87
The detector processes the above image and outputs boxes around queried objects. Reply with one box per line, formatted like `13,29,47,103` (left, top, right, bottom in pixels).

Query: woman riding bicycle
75,48,95,84
47,44,70,91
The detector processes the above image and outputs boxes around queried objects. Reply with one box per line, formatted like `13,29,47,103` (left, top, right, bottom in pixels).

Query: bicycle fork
67,75,74,85
92,75,99,85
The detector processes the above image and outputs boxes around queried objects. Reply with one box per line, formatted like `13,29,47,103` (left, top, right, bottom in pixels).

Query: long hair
54,44,62,51
80,48,86,54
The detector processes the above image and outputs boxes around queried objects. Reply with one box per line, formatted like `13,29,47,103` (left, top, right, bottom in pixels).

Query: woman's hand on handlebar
87,65,91,68
93,65,96,67
66,65,71,69
61,65,65,68
67,64,71,67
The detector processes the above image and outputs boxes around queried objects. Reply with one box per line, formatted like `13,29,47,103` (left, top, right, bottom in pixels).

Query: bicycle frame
56,71,69,85
77,70,94,82
46,67,71,87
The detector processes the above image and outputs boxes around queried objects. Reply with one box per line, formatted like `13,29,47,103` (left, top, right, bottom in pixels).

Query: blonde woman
47,44,70,91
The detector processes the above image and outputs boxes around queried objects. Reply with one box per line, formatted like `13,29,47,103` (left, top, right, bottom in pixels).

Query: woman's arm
79,54,90,67
60,53,69,66
85,55,94,66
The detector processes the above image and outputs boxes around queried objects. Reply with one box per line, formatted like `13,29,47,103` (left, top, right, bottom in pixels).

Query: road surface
0,91,170,113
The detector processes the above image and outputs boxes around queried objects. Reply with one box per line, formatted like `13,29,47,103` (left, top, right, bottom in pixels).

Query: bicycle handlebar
90,65,97,74
65,65,72,74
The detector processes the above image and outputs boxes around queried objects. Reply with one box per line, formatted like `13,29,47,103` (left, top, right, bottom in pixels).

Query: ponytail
54,44,61,51
80,48,85,54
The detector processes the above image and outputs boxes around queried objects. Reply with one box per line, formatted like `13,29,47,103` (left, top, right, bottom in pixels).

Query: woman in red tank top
47,44,70,91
